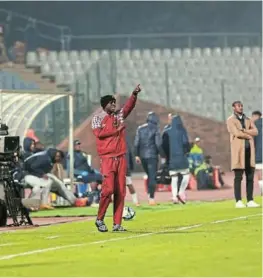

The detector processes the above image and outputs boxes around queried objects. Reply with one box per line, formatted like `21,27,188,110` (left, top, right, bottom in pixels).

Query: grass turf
0,197,262,277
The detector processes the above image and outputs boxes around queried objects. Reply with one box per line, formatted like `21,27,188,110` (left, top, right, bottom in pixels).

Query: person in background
22,138,36,159
162,115,190,204
227,101,259,208
162,113,173,134
188,137,204,174
51,150,67,181
24,148,79,209
69,140,103,183
204,155,225,187
126,135,140,206
34,141,45,152
68,140,102,206
252,111,262,195
134,112,162,206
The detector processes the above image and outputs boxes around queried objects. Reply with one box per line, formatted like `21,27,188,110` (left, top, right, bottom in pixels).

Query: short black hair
252,110,262,117
232,101,242,107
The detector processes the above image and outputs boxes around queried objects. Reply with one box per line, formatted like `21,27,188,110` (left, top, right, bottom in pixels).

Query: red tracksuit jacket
91,94,137,158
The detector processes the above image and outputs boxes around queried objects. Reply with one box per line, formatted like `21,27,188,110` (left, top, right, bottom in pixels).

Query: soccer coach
227,101,260,208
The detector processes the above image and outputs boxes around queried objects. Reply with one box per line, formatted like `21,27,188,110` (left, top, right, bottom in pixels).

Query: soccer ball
122,206,136,221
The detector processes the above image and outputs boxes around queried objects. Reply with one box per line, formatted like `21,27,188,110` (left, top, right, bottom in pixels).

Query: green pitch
0,197,262,277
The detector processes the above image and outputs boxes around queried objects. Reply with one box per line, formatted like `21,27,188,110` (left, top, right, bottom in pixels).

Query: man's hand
135,156,141,164
117,124,126,132
133,84,141,95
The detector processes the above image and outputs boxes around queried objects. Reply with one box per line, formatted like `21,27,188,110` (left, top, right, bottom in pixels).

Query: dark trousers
233,149,255,202
141,158,158,199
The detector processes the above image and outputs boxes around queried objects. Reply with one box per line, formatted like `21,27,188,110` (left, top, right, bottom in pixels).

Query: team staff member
227,101,259,208
92,84,141,232
252,111,263,195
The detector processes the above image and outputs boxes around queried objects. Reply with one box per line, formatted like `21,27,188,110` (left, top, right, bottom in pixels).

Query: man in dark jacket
68,140,103,184
134,112,162,205
126,135,140,206
23,137,35,159
252,111,262,194
162,115,190,204
24,148,77,209
162,113,173,134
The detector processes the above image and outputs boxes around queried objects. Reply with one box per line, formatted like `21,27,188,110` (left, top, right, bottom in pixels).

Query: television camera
0,122,33,227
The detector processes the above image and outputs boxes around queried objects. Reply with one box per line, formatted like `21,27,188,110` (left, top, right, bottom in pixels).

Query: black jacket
134,112,162,159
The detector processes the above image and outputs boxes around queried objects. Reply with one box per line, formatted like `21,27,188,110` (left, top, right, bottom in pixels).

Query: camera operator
24,148,77,209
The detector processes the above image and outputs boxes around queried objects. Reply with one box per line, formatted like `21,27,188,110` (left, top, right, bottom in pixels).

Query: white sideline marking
0,243,15,247
0,213,261,261
45,236,60,239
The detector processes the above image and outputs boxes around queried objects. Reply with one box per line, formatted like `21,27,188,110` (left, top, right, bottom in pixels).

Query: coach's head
232,100,243,115
100,95,116,114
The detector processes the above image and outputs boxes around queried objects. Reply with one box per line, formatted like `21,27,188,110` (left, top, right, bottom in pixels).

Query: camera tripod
1,163,33,227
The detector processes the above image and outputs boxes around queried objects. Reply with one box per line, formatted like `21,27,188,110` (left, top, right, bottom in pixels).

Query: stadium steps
0,63,65,92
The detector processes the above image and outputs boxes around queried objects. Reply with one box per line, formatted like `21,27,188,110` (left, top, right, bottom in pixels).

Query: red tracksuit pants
97,155,127,225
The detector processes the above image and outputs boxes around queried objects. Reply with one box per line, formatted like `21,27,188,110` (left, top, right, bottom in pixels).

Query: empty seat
192,48,202,58
26,52,39,67
48,51,58,63
172,48,182,58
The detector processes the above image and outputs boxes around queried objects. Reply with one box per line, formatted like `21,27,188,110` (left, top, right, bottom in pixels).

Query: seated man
68,140,102,183
204,155,225,187
22,137,35,160
188,137,204,174
24,148,79,209
67,140,102,206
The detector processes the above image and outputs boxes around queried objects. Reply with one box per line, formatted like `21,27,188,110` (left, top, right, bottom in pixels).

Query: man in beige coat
227,101,260,208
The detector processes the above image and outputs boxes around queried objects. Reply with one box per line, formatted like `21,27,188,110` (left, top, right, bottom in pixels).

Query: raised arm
121,84,141,119
227,119,251,139
92,115,119,139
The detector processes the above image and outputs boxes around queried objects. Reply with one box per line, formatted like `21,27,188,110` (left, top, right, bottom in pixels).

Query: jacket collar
234,113,246,120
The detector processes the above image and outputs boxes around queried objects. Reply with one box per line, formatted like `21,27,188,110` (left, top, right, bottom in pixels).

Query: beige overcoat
226,114,258,170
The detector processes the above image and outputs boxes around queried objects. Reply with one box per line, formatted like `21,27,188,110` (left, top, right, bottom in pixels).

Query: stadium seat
28,46,261,120
26,51,39,68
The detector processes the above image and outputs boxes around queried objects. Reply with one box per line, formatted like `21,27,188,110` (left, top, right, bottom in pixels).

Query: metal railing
69,32,261,50
0,8,71,50
0,9,261,51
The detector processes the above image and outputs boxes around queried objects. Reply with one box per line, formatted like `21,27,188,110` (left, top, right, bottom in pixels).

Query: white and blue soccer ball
122,206,136,221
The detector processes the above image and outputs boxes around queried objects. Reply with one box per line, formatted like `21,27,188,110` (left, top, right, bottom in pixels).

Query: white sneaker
246,200,260,208
235,200,246,208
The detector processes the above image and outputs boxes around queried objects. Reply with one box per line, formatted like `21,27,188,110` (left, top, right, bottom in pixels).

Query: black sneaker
95,219,108,232
112,224,127,232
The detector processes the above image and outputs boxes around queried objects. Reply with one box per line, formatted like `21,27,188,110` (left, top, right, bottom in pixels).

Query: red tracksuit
91,94,137,224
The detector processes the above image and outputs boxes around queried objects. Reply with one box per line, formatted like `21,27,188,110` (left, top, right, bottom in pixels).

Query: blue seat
0,71,39,90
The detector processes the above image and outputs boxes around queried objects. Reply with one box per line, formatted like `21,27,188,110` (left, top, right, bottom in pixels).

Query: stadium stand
26,46,262,121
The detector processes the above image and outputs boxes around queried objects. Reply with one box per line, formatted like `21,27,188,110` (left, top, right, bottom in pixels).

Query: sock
179,174,190,195
131,193,138,204
171,176,178,200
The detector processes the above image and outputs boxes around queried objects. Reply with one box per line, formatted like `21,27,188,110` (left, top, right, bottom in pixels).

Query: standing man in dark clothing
125,135,140,206
252,111,262,195
162,115,190,204
162,113,173,134
227,101,259,208
134,112,162,205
